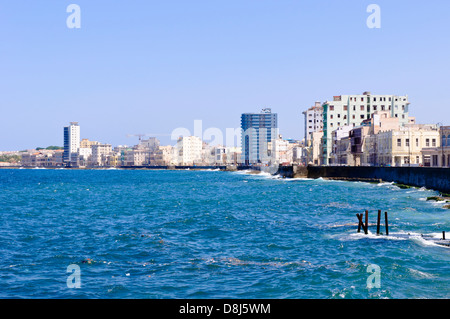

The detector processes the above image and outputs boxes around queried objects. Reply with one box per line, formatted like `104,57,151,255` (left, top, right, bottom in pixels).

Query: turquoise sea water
0,169,449,299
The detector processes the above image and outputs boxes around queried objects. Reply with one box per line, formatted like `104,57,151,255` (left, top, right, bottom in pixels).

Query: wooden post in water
377,210,381,235
365,210,369,235
443,231,446,240
356,214,362,233
356,213,367,234
384,211,389,236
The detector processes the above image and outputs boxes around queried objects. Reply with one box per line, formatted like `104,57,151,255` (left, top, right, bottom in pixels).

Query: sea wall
302,166,450,194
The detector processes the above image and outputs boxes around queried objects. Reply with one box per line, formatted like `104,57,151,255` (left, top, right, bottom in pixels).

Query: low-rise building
421,126,450,167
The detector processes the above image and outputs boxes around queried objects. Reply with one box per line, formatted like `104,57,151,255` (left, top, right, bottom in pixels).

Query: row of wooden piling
356,210,388,235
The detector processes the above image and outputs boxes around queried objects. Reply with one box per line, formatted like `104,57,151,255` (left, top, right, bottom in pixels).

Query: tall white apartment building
175,136,203,165
322,92,411,164
63,122,80,165
302,102,323,145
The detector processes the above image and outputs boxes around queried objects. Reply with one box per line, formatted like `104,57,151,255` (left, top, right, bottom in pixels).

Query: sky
0,0,449,151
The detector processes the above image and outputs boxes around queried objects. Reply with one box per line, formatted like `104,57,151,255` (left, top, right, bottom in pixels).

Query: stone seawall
277,165,450,194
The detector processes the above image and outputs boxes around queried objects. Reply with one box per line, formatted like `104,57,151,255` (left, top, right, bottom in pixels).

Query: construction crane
127,134,146,142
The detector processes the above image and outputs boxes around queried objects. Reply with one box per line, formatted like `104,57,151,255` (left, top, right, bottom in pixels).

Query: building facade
302,102,323,145
175,136,203,165
63,122,80,165
421,125,450,167
241,108,278,165
322,92,411,164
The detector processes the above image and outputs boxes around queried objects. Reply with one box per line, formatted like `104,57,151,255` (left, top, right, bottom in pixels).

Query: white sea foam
342,230,449,248
408,268,436,279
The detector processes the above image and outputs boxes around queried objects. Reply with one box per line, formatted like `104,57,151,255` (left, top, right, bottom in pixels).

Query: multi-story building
77,147,92,167
367,124,439,166
268,135,290,165
175,136,203,165
125,150,150,166
321,92,411,164
80,138,100,149
241,108,278,165
421,125,450,167
331,111,440,167
21,150,64,167
91,144,112,167
63,122,80,165
150,145,175,166
135,138,160,152
302,102,323,145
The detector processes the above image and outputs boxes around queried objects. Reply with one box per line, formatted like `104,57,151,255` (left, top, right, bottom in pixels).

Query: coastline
2,164,450,197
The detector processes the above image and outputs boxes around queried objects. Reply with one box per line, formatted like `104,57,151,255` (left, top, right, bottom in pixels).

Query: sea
0,168,449,299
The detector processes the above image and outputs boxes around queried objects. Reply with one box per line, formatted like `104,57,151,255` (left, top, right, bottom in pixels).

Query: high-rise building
321,92,411,165
63,122,80,165
241,108,278,165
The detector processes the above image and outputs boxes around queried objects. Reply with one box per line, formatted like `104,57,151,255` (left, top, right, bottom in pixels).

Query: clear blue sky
0,0,449,150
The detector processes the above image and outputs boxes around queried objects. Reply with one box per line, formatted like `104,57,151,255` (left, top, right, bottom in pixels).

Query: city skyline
1,1,450,151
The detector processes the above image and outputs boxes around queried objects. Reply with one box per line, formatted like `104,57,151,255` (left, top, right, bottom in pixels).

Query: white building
175,136,203,165
302,102,323,145
77,147,92,167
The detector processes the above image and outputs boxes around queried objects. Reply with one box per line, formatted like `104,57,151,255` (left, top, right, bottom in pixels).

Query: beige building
307,131,323,165
322,92,413,164
421,126,450,167
330,111,440,167
150,145,175,166
91,144,112,167
366,124,439,166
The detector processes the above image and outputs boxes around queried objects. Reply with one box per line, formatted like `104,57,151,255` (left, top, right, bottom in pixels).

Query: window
416,156,420,164
404,157,410,164
416,138,419,147
373,105,377,111
337,114,341,118
330,115,334,119
432,155,438,166
329,105,334,111
381,105,385,110
426,139,430,147
397,139,402,147
344,105,348,111
360,115,365,119
361,97,364,102
360,105,365,111
432,139,436,147
352,115,356,119
406,139,410,147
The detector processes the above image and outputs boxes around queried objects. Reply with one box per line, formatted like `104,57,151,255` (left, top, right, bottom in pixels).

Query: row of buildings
302,91,450,167
17,92,449,168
